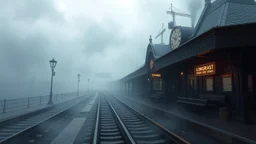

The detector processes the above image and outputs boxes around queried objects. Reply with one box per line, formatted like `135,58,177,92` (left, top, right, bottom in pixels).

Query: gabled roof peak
149,35,152,44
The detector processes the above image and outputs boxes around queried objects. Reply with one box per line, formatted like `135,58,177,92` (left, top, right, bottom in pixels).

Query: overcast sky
0,0,204,98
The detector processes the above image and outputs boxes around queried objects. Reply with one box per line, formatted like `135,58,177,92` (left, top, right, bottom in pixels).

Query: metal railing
0,91,88,113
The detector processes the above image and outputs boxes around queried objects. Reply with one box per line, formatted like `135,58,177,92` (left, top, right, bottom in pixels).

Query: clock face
170,27,182,49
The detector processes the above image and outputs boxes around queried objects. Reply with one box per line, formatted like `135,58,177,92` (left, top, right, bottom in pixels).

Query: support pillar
236,48,249,124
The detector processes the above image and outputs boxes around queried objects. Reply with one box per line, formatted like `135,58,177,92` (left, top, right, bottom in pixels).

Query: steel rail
105,95,136,144
111,95,191,144
92,94,100,144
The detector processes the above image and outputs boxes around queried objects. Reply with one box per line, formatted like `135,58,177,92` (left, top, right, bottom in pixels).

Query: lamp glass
49,58,57,69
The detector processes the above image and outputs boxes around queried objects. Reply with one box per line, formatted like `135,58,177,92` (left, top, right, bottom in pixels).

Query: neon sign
194,62,216,76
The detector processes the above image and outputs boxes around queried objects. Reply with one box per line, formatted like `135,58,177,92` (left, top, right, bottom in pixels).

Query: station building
117,0,256,124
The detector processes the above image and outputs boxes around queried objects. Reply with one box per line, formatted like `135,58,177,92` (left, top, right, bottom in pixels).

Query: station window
248,74,253,92
153,79,163,91
206,77,213,91
189,77,197,91
222,74,232,92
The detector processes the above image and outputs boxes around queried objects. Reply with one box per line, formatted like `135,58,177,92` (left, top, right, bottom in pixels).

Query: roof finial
149,35,152,43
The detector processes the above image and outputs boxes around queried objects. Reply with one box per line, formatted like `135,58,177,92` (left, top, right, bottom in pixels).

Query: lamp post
88,79,90,92
48,58,57,105
92,79,94,91
77,74,81,96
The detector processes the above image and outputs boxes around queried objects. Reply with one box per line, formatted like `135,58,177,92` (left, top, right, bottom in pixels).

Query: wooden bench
199,94,226,107
177,97,208,107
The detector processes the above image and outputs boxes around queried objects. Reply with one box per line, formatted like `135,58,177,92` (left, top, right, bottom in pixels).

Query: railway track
92,93,190,144
0,94,91,144
0,92,190,144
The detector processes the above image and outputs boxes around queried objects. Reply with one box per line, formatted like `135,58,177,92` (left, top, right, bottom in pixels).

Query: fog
0,0,204,99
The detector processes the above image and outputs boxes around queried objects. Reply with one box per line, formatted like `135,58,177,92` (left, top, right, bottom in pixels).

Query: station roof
155,22,256,71
119,0,256,82
152,44,172,59
119,44,171,82
193,0,256,37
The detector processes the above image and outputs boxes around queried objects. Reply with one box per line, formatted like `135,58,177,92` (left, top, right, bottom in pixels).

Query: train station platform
114,93,256,144
0,105,50,122
0,93,90,122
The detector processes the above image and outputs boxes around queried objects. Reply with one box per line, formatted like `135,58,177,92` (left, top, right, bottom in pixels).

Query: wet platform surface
80,105,93,113
114,94,256,143
50,118,87,144
0,105,50,122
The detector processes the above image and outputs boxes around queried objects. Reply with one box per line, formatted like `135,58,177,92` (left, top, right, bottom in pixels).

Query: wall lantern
181,72,184,76
151,73,161,78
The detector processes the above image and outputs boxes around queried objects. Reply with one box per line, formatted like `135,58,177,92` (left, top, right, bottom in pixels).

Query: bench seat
177,100,207,106
177,97,208,107
150,93,164,99
199,94,226,107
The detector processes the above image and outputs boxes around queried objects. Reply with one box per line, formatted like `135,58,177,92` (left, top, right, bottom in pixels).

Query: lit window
222,75,232,92
206,77,213,91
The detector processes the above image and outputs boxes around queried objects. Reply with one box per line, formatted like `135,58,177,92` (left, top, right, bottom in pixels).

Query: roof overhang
120,66,147,82
155,22,256,71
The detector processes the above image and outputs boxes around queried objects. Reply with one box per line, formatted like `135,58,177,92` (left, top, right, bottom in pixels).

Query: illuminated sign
151,73,161,78
194,62,216,76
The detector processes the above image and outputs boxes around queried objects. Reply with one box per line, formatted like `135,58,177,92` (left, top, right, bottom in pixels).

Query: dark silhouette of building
117,0,256,124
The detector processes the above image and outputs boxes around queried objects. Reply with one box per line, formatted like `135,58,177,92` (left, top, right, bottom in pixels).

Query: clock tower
169,26,193,50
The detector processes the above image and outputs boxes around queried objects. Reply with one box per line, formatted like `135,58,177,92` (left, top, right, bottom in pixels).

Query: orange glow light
151,73,161,77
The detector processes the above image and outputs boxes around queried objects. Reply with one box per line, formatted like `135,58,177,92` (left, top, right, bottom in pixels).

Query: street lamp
88,79,90,92
48,58,57,105
77,74,81,96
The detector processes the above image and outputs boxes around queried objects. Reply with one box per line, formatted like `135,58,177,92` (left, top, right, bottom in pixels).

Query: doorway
188,76,198,98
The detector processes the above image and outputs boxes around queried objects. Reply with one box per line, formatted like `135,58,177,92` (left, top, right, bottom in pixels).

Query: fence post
27,97,30,108
3,99,6,113
40,96,42,105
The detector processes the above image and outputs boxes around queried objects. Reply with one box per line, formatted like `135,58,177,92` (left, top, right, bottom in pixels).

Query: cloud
0,0,66,98
3,0,64,22
0,30,50,80
187,0,204,27
82,19,123,57
0,0,206,98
